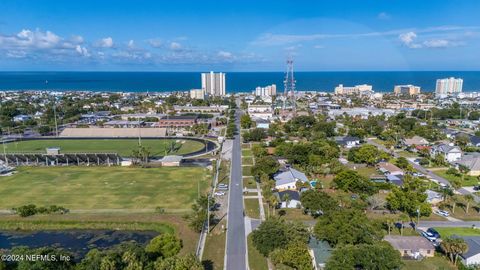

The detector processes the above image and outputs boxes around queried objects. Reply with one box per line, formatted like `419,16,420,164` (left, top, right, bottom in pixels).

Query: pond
0,230,158,260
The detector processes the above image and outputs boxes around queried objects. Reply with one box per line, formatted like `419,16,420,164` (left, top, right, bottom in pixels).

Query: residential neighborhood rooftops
273,167,308,186
277,190,301,201
403,136,429,146
384,235,434,251
378,162,404,175
457,236,480,260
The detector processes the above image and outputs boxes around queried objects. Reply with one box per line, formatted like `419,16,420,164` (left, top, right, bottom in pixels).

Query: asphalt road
366,139,480,203
225,110,247,270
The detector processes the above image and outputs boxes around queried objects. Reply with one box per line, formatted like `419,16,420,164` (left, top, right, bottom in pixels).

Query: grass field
402,257,455,270
248,235,268,270
435,227,480,237
0,166,210,210
436,169,480,187
3,139,205,157
244,199,260,219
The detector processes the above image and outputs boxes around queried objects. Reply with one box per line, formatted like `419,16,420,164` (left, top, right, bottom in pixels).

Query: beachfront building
435,77,463,97
334,84,373,95
254,84,277,97
190,89,205,100
394,85,421,96
201,71,226,97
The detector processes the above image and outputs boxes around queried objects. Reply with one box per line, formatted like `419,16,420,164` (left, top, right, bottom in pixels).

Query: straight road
225,110,247,270
366,138,480,203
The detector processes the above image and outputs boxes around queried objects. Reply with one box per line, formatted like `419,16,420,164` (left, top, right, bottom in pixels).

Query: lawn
248,235,268,270
243,177,257,189
436,169,480,187
3,139,205,157
202,220,226,270
242,157,254,165
242,166,252,177
355,166,378,178
0,166,210,210
434,227,480,237
242,149,252,157
244,199,260,219
278,208,314,221
402,257,455,270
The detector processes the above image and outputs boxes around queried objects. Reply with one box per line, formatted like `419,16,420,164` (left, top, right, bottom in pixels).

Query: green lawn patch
434,227,480,237
402,257,455,270
4,139,204,157
0,166,210,210
355,166,378,178
242,166,252,177
244,199,260,219
243,178,257,189
278,208,314,221
436,169,480,187
202,224,226,270
242,149,252,157
242,144,251,149
242,157,254,165
248,235,268,270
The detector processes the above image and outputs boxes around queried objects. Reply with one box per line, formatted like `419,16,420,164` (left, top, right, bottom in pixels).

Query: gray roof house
431,143,462,163
458,236,480,266
273,167,308,190
455,153,480,176
403,136,429,147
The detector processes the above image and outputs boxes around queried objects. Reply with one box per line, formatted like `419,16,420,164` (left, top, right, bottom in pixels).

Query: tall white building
435,77,463,96
201,71,226,96
255,84,276,97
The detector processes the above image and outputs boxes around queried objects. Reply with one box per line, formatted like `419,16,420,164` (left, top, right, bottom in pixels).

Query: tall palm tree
451,195,460,214
399,213,408,236
283,193,291,208
441,237,469,265
269,195,279,216
465,194,475,214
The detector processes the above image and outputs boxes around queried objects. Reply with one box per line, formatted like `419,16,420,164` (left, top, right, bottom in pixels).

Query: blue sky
0,0,479,71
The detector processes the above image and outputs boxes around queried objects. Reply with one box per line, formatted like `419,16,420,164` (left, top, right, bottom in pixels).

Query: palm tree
459,164,471,183
465,194,475,214
269,195,279,216
283,193,291,208
451,195,460,214
441,237,469,265
385,218,394,235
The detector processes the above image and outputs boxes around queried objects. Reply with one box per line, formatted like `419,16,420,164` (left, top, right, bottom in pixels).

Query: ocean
0,71,479,93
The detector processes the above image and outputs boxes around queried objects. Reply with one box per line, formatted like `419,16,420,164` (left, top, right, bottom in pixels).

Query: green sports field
0,166,210,210
3,139,205,157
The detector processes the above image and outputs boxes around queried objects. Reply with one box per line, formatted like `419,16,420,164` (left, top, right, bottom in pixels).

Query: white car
214,192,225,196
435,209,450,217
421,231,437,242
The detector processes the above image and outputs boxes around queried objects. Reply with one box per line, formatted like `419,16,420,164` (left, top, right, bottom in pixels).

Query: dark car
427,228,441,239
474,186,480,191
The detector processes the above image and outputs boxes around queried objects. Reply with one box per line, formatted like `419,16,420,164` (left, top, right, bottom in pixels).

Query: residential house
275,190,301,208
309,237,333,270
426,189,443,204
159,155,183,167
13,114,32,122
384,235,435,259
378,162,404,176
455,153,480,176
273,167,309,191
334,136,361,148
403,136,429,147
469,135,480,147
254,118,270,129
459,236,480,266
431,144,462,163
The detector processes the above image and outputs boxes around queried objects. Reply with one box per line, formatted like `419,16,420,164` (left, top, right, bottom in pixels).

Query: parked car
473,185,480,191
421,230,437,242
427,228,441,239
214,192,225,196
435,209,450,217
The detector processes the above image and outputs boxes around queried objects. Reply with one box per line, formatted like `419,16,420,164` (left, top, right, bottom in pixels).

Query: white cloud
169,42,182,51
127,40,135,48
217,50,233,59
98,37,114,48
399,32,421,48
252,25,480,46
313,45,324,49
378,12,391,20
147,38,163,48
75,45,90,57
423,39,459,48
